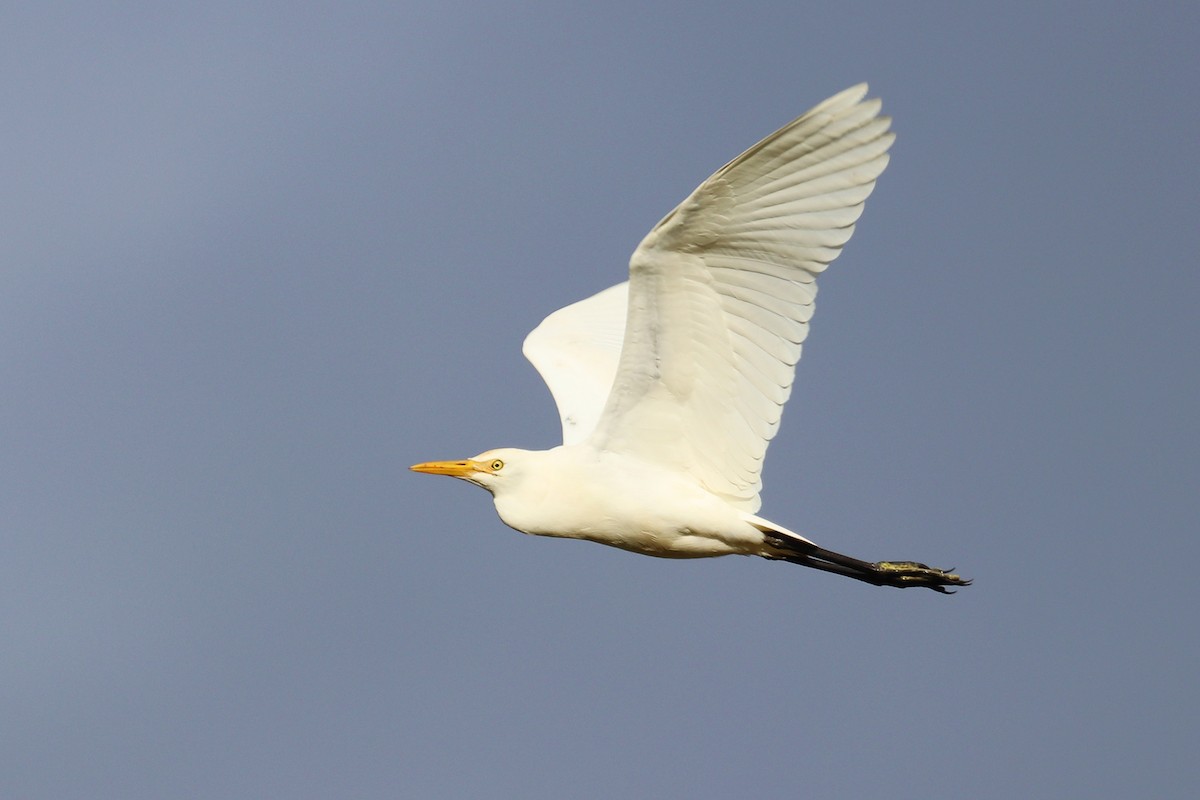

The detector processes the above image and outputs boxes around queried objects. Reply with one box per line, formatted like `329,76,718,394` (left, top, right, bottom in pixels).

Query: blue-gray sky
4,2,1198,797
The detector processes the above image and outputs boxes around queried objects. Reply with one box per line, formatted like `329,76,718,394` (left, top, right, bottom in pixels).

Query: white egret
413,85,969,592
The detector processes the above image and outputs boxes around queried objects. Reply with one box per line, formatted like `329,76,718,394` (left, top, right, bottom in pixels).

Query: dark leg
762,534,971,593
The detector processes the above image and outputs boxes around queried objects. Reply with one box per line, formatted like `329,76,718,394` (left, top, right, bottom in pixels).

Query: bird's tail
743,514,970,593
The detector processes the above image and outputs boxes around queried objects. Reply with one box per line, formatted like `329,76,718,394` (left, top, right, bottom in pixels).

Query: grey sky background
4,2,1197,798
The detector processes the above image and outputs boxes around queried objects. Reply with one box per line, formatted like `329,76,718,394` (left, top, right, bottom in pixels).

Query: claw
873,560,970,592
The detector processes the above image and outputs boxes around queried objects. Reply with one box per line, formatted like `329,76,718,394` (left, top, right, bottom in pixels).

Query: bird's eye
490,459,504,471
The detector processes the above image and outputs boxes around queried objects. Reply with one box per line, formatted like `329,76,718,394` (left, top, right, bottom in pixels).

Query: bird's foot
874,561,971,593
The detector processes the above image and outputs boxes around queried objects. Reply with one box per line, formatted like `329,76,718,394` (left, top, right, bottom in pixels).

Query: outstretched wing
522,282,628,445
590,84,894,511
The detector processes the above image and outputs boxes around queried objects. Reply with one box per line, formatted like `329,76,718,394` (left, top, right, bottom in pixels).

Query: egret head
410,448,527,494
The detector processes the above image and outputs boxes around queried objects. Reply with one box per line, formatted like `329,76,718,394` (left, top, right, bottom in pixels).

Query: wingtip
840,82,871,102
812,83,878,117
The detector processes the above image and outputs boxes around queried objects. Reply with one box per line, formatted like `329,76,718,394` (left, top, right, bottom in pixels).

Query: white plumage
413,85,969,592
522,281,628,446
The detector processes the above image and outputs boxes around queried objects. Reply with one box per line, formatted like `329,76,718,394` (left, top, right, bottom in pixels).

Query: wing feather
522,282,628,444
589,84,894,510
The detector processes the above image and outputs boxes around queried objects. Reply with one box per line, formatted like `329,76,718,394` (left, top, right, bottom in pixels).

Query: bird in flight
413,85,969,592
